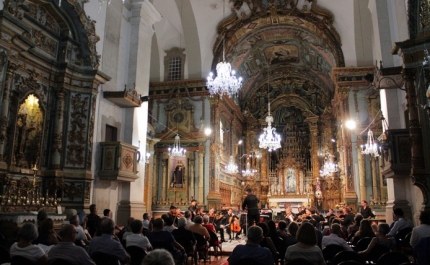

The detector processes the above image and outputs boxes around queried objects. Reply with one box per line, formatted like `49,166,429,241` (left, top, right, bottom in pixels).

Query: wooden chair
332,250,364,265
90,251,120,265
286,258,316,265
338,261,364,265
365,244,390,263
395,227,413,250
322,244,345,263
11,255,38,265
354,237,373,252
0,246,10,264
49,258,75,265
376,251,409,265
193,233,209,264
208,229,222,257
126,246,147,265
172,234,197,265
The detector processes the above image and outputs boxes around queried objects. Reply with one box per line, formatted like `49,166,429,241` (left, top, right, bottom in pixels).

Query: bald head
59,224,77,242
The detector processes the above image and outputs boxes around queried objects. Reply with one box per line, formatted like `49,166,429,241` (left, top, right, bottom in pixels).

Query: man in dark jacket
242,188,260,233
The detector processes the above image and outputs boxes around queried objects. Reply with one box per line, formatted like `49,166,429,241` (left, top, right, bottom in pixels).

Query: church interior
1,0,430,240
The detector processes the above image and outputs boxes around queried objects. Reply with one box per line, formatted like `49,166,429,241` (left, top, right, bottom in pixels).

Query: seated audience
143,213,151,230
146,218,186,264
162,215,178,233
284,222,326,265
142,249,175,265
228,226,274,265
351,219,375,246
10,222,48,265
86,204,102,237
347,214,363,241
184,210,194,228
69,215,91,246
36,210,48,228
202,215,216,233
172,217,196,254
125,219,152,251
387,208,414,237
33,218,59,246
63,209,77,225
48,224,95,265
257,222,278,258
88,218,131,264
188,215,210,250
284,222,299,250
322,224,353,251
358,223,395,256
118,217,135,241
410,210,430,247
277,220,288,238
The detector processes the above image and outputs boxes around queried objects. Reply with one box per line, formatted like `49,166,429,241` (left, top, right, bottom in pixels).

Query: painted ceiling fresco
212,0,344,121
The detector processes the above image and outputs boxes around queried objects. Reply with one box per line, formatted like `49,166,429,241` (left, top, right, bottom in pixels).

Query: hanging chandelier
225,156,238,174
242,158,257,177
168,134,186,157
320,153,338,177
206,0,243,98
361,129,379,157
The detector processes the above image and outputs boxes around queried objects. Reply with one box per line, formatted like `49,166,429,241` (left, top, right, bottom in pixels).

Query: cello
230,216,241,233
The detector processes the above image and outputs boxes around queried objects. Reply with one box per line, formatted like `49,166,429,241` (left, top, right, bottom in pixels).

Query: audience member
70,215,91,246
256,222,278,258
33,218,59,246
48,224,96,265
202,215,216,233
103,209,111,217
322,224,353,251
284,222,325,265
142,249,175,265
63,209,77,225
277,220,288,238
125,219,152,251
146,218,186,264
10,223,48,265
387,208,414,237
351,219,375,245
347,214,363,241
184,210,194,228
284,221,299,250
163,214,178,233
118,217,135,241
358,223,395,256
228,226,274,265
36,210,48,228
410,210,430,247
86,204,102,237
88,218,131,264
188,215,210,251
172,217,196,254
308,219,323,249
143,213,151,229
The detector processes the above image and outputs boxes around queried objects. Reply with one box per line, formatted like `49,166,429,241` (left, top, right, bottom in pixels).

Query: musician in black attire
188,199,198,220
360,200,375,219
242,188,260,231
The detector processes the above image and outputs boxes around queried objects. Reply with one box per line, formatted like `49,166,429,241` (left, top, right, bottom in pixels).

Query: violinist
285,206,296,223
188,199,198,220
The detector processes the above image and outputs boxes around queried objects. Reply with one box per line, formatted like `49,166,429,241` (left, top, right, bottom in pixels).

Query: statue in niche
285,168,296,193
170,160,185,188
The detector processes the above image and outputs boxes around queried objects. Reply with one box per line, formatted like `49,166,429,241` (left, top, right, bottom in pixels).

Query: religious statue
170,161,184,188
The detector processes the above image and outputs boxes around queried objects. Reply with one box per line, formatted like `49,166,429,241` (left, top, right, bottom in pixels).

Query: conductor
242,188,260,229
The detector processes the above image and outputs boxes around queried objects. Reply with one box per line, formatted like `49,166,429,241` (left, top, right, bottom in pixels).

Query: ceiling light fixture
168,134,186,157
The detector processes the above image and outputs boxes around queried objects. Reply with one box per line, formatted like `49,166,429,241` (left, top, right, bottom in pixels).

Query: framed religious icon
169,157,186,189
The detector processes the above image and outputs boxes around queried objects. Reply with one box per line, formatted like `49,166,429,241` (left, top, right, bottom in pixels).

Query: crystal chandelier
361,129,379,157
320,153,338,177
259,69,281,152
168,134,186,157
242,158,257,177
206,0,243,98
225,156,238,174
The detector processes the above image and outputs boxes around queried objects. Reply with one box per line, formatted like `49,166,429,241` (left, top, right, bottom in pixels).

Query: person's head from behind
152,218,164,230
37,209,48,223
245,188,252,194
354,214,363,226
100,217,115,235
18,223,38,242
359,219,373,235
184,211,191,219
194,215,203,224
164,216,174,226
278,220,287,231
59,224,77,242
177,217,186,228
257,222,269,236
331,223,341,236
296,222,317,246
393,208,404,218
69,215,80,227
103,209,111,217
142,249,174,265
203,215,209,224
41,218,54,233
288,222,299,236
89,204,97,214
143,213,149,220
130,219,143,234
247,226,263,244
191,199,197,206
419,210,430,225
377,223,390,236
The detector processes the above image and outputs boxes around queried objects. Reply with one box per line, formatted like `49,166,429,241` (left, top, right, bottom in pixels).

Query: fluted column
371,157,378,203
198,151,204,203
357,137,366,201
152,152,158,203
50,89,66,169
0,64,16,164
162,160,167,201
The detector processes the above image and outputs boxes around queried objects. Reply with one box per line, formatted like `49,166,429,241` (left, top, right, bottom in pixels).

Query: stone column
162,160,167,201
357,137,366,201
306,117,320,179
152,152,158,204
371,157,378,203
146,139,159,210
0,64,16,166
50,89,66,169
198,151,204,203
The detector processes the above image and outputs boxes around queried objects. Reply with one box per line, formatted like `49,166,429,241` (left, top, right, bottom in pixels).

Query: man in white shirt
410,210,430,247
69,215,90,245
142,213,150,230
184,210,194,229
322,224,353,251
125,220,152,251
387,208,414,238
